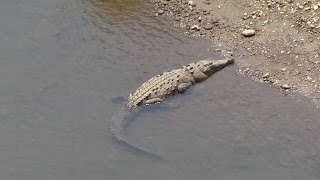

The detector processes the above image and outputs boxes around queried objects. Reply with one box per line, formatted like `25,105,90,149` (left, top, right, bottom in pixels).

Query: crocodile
110,57,234,158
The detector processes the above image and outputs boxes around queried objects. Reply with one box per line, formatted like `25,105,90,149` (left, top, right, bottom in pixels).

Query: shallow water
0,0,320,179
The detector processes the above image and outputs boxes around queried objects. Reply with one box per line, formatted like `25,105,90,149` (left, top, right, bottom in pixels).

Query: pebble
314,5,318,10
191,25,200,31
157,9,165,15
262,73,270,78
241,29,256,37
281,84,291,89
188,1,196,7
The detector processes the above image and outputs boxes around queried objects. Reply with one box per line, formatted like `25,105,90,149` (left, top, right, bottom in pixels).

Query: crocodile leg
144,98,164,105
177,82,193,93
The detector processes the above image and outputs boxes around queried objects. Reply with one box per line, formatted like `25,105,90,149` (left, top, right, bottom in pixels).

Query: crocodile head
185,58,234,82
184,58,234,82
200,58,234,76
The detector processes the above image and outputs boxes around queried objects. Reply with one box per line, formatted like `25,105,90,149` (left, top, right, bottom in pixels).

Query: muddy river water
1,0,320,179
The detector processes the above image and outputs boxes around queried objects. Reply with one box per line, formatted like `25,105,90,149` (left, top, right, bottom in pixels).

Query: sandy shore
151,0,320,106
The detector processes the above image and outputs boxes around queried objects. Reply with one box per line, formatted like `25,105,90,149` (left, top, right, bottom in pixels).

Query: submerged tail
109,106,164,161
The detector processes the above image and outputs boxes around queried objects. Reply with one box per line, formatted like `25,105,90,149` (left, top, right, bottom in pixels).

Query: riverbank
151,0,320,106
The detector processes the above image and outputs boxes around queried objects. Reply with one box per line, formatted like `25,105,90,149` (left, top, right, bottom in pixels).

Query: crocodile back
127,68,194,107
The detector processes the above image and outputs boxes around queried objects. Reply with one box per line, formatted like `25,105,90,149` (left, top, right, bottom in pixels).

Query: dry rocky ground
151,0,320,106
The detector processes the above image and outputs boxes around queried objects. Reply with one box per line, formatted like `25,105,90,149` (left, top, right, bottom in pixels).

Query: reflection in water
87,0,147,17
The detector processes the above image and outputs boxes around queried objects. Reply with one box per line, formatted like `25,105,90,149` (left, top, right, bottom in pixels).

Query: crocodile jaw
200,58,234,76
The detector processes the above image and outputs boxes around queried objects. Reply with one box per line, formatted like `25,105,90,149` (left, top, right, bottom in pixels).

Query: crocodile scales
110,57,234,158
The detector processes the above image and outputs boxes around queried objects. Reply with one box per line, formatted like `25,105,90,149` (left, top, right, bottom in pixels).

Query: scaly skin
110,57,234,158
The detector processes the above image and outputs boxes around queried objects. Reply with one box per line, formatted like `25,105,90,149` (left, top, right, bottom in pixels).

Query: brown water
1,0,320,179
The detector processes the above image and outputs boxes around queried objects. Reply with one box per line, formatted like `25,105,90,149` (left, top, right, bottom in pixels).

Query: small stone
281,84,291,89
188,1,196,6
282,68,286,72
157,9,165,15
191,25,200,31
314,5,318,10
203,24,213,30
241,29,256,37
262,73,270,78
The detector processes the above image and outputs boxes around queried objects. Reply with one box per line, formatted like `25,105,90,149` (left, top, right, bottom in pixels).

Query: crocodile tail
109,107,164,161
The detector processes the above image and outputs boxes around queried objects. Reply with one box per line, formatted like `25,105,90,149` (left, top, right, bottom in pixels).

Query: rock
203,24,213,30
158,9,165,15
241,29,256,37
188,1,196,6
281,84,291,89
191,25,200,31
262,73,270,78
297,4,304,9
